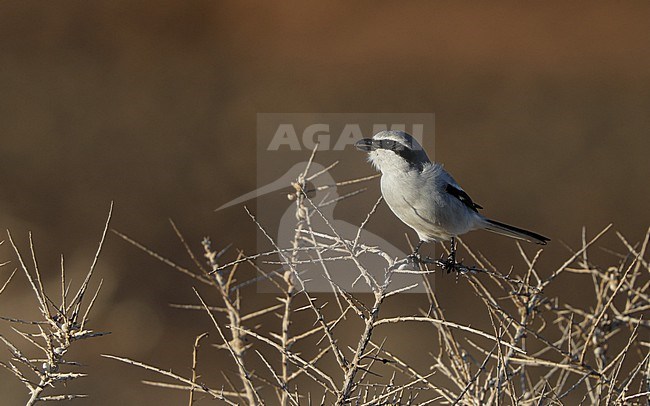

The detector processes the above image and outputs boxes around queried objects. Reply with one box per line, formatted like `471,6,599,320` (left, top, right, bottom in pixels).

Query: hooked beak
354,138,375,152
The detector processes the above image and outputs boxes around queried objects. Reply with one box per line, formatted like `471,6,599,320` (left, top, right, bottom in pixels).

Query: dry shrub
106,155,649,405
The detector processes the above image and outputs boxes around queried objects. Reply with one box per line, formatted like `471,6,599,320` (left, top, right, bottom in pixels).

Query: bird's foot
407,252,423,264
407,241,426,264
408,252,438,266
434,255,483,274
407,240,484,275
407,254,484,274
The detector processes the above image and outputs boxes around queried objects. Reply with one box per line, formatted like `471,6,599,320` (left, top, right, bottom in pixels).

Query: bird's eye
382,140,403,150
372,139,409,151
386,140,406,151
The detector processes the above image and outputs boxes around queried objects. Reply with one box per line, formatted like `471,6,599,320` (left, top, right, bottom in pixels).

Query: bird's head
355,130,430,173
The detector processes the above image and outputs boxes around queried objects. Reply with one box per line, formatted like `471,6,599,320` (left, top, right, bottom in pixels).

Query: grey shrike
355,130,549,271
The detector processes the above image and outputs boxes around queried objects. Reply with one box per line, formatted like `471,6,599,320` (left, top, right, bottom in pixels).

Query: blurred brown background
1,1,649,404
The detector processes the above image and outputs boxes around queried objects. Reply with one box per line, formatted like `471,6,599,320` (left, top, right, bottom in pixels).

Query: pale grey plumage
355,130,549,246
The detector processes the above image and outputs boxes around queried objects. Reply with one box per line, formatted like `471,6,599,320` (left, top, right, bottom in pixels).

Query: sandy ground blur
1,2,649,404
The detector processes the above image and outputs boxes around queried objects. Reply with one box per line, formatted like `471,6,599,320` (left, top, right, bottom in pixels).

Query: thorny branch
107,151,649,405
0,202,113,404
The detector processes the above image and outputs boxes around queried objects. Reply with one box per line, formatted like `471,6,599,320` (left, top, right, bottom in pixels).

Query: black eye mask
372,139,405,151
372,139,423,170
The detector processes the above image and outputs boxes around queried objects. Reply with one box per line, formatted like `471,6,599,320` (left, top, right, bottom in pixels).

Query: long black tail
483,219,550,245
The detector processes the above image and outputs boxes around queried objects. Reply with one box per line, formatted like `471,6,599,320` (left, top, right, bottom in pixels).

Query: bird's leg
409,238,484,274
448,237,457,266
408,240,425,263
435,237,459,273
437,237,484,274
414,240,424,256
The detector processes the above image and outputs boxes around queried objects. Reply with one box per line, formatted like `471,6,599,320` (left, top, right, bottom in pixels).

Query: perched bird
355,130,549,271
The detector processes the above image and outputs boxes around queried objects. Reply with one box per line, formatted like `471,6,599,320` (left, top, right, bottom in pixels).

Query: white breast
379,164,481,242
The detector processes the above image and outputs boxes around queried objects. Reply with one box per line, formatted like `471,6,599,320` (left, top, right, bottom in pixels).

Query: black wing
445,183,483,213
